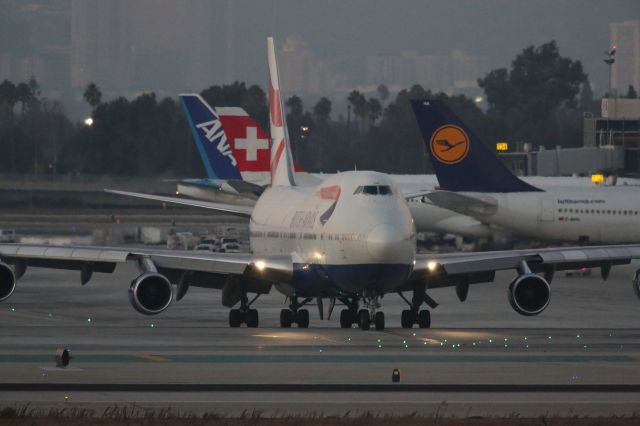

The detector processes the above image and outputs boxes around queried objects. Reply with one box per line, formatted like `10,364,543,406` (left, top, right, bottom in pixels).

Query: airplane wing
410,244,639,289
0,243,298,313
105,189,254,217
425,191,497,216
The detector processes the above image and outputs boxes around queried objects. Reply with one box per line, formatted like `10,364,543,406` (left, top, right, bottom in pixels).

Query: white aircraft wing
105,189,254,217
410,244,640,289
0,243,299,311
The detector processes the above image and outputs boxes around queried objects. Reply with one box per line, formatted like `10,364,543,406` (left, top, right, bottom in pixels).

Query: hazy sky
2,0,639,98
231,0,639,93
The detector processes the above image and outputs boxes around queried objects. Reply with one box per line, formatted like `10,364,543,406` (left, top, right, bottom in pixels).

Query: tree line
1,41,636,178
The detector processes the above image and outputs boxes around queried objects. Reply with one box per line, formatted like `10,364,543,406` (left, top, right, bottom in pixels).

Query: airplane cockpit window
362,185,378,195
378,185,392,195
353,185,393,196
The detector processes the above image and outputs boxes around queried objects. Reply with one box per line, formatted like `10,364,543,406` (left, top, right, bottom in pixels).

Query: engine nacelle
508,273,550,316
0,262,16,302
128,272,173,315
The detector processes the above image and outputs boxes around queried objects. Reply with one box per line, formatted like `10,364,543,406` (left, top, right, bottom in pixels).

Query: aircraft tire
229,309,242,328
339,309,352,328
400,310,414,328
634,270,640,300
358,309,370,331
246,309,259,328
418,310,431,328
374,312,385,331
296,309,310,328
280,309,293,328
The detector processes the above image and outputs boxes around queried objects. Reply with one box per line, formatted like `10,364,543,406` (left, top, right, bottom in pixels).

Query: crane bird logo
429,125,470,164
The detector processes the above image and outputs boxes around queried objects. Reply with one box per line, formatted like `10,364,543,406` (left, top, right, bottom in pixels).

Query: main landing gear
228,290,260,328
397,284,437,329
339,296,385,331
280,297,311,328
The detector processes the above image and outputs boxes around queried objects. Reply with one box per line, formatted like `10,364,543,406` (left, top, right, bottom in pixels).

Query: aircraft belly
291,263,411,296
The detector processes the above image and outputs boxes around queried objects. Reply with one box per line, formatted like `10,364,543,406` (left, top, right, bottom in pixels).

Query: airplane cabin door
540,199,555,222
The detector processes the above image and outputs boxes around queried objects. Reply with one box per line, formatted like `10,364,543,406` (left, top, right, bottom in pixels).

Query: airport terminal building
500,98,640,178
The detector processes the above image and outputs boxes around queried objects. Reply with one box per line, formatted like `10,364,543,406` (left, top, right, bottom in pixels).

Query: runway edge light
392,368,401,383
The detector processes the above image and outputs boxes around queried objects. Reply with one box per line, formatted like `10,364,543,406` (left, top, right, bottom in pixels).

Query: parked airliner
412,100,640,245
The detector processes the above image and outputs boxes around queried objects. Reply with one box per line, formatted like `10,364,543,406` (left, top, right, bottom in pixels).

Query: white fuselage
249,171,416,296
463,186,640,244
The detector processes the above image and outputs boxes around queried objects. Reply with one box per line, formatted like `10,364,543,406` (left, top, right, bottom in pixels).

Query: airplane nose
366,224,409,262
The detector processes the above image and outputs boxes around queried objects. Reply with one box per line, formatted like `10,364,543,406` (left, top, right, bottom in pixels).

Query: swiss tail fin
267,37,296,187
411,100,542,193
216,107,271,182
179,94,242,180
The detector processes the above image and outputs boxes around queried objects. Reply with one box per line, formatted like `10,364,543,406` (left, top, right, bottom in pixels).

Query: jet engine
508,274,550,316
0,262,16,302
128,272,173,315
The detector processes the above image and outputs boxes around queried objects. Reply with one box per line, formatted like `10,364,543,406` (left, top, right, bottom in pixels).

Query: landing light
84,117,94,127
427,261,438,272
254,260,266,271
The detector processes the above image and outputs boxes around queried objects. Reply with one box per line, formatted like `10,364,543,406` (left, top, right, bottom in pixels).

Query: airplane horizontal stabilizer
104,189,253,217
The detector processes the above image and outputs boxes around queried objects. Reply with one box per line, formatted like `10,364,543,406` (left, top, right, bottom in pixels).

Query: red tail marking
269,79,283,127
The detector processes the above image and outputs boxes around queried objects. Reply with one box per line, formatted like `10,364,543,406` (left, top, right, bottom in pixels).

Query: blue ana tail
179,94,242,180
411,99,541,193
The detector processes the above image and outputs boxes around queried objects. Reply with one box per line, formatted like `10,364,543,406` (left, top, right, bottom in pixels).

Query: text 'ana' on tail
179,94,242,180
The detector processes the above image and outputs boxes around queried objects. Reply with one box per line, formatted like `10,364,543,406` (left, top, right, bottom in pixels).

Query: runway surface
1,261,640,417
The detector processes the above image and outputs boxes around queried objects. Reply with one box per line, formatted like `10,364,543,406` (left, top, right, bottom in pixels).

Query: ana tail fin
410,99,542,193
179,94,242,180
267,37,296,187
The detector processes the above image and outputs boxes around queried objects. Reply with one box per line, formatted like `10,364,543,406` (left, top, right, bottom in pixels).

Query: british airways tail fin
267,37,296,187
179,94,242,180
410,100,542,193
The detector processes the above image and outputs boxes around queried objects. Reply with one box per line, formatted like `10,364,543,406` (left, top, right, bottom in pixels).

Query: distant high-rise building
278,36,347,95
610,20,640,95
0,1,70,94
365,50,488,93
70,0,132,92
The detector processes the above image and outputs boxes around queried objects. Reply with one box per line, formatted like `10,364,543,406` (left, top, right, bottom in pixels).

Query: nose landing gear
357,295,385,331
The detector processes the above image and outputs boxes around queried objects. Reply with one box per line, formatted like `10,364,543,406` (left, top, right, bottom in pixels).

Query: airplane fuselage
249,171,416,297
467,187,640,244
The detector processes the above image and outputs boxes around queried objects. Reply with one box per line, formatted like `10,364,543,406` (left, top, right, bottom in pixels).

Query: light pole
603,44,616,98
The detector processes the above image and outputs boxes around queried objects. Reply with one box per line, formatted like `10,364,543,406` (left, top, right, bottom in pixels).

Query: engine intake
0,262,16,302
128,272,173,315
508,273,550,316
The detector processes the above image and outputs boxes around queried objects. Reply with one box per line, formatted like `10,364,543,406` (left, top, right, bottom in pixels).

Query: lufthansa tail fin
411,100,541,193
267,37,296,187
179,94,242,180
